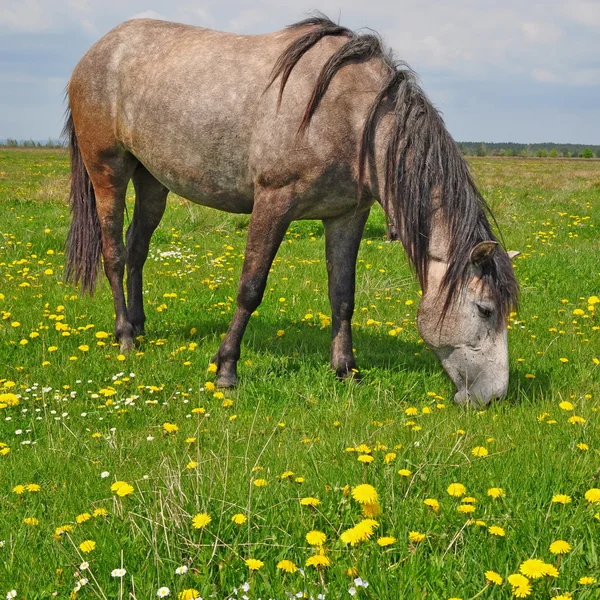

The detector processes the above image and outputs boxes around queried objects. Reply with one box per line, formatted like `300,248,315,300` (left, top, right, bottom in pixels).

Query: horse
64,15,519,405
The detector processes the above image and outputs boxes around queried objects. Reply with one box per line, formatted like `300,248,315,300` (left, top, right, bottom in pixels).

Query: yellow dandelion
76,513,92,524
162,422,179,433
549,540,571,554
245,558,264,571
110,481,134,497
447,483,466,497
519,559,547,579
357,454,374,464
424,498,440,512
487,487,505,499
584,488,600,503
552,494,571,504
351,484,378,504
79,540,96,553
232,513,247,525
277,559,297,573
485,570,503,585
253,478,267,487
306,530,326,546
191,513,211,529
305,554,331,568
408,531,426,543
488,525,505,537
472,446,488,457
397,469,412,477
377,536,396,546
300,497,320,507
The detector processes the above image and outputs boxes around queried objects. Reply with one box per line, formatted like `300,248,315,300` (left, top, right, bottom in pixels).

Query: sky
1,0,599,143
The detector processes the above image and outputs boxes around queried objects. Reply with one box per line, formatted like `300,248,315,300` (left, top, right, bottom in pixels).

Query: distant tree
476,143,487,157
506,149,515,157
549,149,558,158
581,148,594,158
498,149,506,157
519,149,528,157
536,149,548,158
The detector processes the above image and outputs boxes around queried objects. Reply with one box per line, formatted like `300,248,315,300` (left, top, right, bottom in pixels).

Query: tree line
459,142,598,158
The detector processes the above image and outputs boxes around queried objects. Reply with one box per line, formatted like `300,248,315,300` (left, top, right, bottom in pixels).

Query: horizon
1,1,599,144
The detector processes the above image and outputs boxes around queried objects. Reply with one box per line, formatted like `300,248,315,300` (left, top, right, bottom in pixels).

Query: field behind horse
0,149,598,599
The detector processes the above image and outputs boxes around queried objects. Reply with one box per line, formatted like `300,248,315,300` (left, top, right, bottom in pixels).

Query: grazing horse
64,15,519,405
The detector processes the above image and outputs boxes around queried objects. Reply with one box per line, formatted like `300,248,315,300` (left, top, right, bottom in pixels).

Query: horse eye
477,304,493,319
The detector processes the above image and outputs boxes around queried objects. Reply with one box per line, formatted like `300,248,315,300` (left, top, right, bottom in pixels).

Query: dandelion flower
306,554,331,568
191,513,211,529
25,484,40,492
519,559,547,579
408,531,425,543
357,454,374,464
485,570,503,585
552,494,571,504
245,558,264,571
424,498,440,512
306,530,326,546
488,525,505,537
253,479,267,487
362,502,381,518
76,513,92,524
487,488,505,499
579,576,596,584
377,536,396,546
584,488,600,503
397,469,412,477
472,446,488,457
231,513,247,525
23,517,39,526
351,484,378,504
549,540,571,554
162,422,178,433
447,483,466,497
78,540,96,553
300,497,320,507
178,590,200,600
277,559,298,573
111,481,134,497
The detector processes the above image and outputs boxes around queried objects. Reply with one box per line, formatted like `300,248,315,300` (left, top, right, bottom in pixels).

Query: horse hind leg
83,149,138,352
126,165,168,335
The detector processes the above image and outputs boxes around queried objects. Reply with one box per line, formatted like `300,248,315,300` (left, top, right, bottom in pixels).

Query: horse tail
63,108,102,294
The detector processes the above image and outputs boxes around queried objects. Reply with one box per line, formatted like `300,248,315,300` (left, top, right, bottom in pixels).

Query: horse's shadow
147,316,436,376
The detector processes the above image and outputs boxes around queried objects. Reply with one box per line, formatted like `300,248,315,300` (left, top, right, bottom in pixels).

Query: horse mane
267,15,518,325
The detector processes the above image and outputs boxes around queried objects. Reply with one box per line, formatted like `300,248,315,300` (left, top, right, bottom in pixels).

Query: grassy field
0,149,599,600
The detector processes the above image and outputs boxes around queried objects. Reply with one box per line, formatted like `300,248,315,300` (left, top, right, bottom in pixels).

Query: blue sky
1,0,599,143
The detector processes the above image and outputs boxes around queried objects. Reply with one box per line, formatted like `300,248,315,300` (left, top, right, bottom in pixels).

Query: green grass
0,149,599,599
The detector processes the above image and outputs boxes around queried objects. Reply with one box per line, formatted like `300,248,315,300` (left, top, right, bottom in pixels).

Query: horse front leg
212,187,294,388
323,209,370,379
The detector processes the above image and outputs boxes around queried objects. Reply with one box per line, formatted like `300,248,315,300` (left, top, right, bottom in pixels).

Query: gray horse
64,15,519,405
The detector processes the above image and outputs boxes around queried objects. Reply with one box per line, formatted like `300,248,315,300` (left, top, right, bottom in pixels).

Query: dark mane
268,15,518,325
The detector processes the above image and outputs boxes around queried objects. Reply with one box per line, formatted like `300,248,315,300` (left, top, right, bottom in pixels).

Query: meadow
0,149,598,600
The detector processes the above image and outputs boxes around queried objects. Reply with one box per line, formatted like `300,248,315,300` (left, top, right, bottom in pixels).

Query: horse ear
507,250,520,260
469,241,498,265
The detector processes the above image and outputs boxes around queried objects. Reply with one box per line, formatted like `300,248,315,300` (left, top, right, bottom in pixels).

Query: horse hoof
119,338,135,354
216,373,238,388
335,367,361,382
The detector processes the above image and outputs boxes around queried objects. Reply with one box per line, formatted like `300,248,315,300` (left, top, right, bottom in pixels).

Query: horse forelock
270,15,519,327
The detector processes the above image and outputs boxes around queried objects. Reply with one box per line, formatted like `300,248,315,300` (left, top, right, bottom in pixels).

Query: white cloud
131,10,166,21
531,68,559,83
